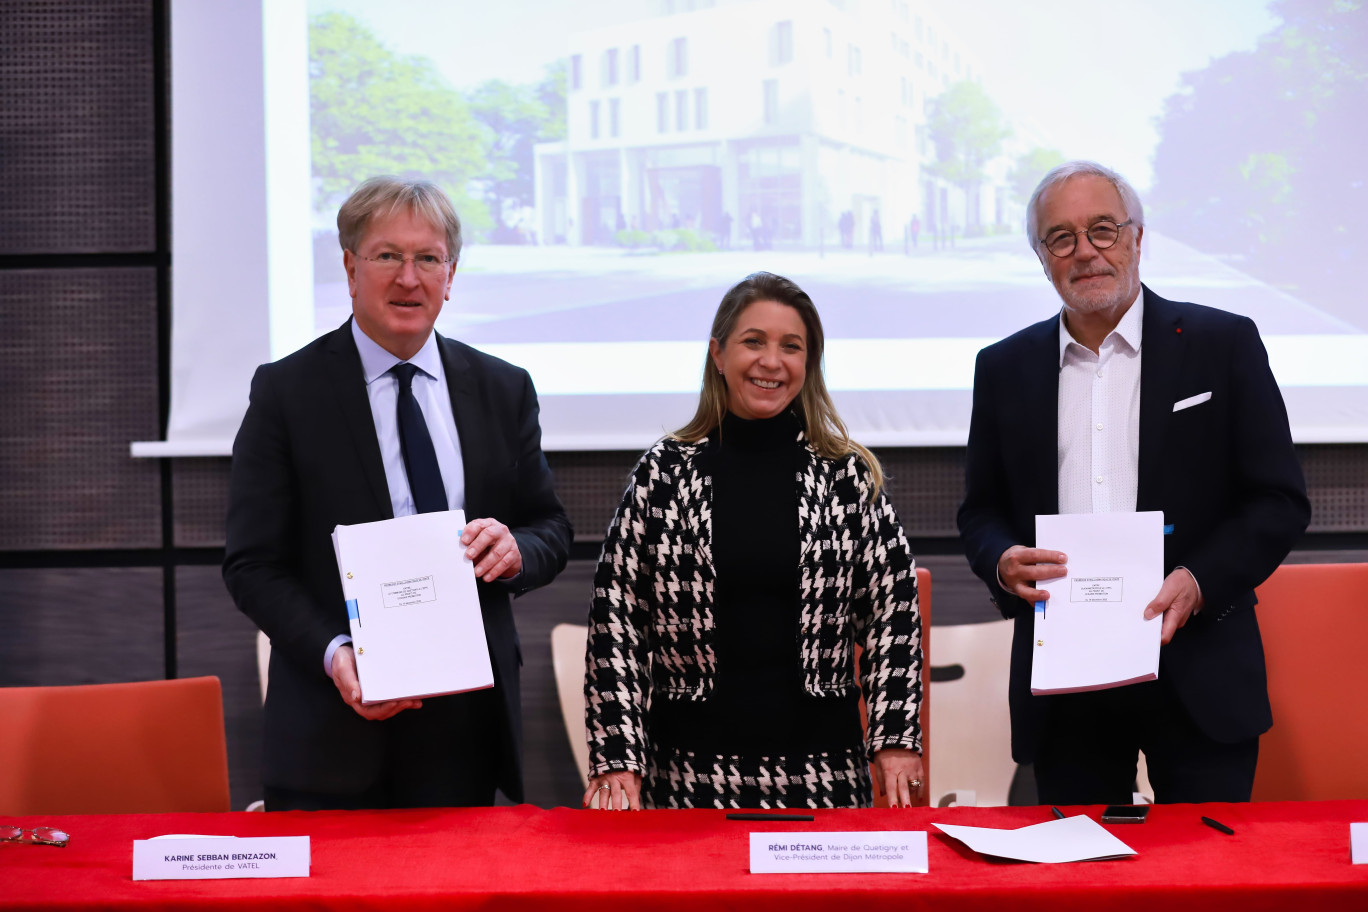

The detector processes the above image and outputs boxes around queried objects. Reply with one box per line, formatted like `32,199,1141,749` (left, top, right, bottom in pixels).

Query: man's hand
461,517,522,582
997,545,1068,603
1144,567,1204,645
330,645,422,721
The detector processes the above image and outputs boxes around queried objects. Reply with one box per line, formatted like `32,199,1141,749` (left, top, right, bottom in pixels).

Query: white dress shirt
1057,294,1143,515
325,321,468,676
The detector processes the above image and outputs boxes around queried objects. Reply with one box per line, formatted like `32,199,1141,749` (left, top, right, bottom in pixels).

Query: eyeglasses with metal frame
1039,219,1134,258
1,825,70,847
352,251,450,274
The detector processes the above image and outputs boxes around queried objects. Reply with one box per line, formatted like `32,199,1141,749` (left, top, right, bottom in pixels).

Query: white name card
1353,823,1367,864
133,835,310,880
749,831,928,874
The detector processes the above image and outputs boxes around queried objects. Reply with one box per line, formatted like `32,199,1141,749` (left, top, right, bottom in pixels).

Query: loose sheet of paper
749,831,928,873
1352,822,1368,864
933,815,1136,864
1031,511,1164,694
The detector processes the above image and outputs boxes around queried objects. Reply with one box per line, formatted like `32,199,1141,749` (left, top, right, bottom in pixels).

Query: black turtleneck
649,409,862,757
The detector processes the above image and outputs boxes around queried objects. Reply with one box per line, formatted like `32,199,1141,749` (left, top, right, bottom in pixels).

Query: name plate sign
749,831,928,873
132,835,310,880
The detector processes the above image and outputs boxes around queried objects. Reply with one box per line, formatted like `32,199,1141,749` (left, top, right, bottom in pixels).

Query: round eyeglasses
352,251,450,275
1039,219,1134,258
1,825,70,847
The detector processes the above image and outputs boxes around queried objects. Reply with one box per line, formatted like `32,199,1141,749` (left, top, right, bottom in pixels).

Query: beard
1059,269,1139,316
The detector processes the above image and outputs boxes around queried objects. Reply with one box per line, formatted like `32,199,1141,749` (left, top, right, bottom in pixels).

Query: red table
2,802,1366,910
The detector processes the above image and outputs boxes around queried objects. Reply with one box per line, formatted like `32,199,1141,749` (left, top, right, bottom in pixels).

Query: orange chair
1252,562,1368,801
859,566,931,807
0,676,231,815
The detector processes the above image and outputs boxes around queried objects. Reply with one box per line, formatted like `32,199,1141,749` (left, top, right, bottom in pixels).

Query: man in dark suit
958,161,1310,805
224,177,571,810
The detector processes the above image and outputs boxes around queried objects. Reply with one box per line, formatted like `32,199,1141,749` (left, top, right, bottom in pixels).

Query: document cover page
1031,511,1164,695
332,510,494,703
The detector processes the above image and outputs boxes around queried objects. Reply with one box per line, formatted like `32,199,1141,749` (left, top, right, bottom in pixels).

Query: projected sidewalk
313,232,1361,345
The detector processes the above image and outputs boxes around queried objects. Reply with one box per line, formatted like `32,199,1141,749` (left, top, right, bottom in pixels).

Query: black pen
1051,806,1065,819
1201,816,1235,835
726,813,815,822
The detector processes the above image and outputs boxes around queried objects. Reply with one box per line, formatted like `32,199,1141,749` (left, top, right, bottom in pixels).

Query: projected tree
1009,147,1066,206
1150,0,1366,322
309,12,491,233
926,81,1011,234
469,61,567,242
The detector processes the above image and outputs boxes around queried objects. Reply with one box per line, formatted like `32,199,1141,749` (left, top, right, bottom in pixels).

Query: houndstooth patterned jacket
585,431,922,778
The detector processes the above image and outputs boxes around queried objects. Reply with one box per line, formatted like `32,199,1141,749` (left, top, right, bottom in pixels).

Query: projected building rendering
533,0,1027,252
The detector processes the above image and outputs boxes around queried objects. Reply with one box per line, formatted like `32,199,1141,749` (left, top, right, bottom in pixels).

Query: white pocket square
1173,391,1213,412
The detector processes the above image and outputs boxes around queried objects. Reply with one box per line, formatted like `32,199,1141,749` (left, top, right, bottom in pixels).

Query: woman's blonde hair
673,271,884,498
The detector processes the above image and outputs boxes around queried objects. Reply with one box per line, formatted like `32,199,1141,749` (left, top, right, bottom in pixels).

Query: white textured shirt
1057,295,1143,515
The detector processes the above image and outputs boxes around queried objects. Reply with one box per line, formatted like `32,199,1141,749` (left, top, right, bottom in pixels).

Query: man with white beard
957,161,1309,805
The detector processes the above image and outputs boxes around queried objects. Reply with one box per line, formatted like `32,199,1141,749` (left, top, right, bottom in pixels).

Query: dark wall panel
170,443,1368,553
1302,445,1368,533
176,566,262,811
0,0,155,254
173,457,232,548
0,268,161,550
0,568,162,686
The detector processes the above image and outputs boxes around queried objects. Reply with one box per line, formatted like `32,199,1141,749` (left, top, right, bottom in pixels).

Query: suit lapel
325,320,394,519
1025,318,1061,517
438,334,490,520
1137,286,1183,512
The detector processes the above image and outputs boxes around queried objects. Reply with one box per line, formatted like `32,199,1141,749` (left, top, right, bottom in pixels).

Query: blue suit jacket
957,286,1310,763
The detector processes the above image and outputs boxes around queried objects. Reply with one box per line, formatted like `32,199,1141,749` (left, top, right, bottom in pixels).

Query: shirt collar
1058,291,1144,366
351,319,443,385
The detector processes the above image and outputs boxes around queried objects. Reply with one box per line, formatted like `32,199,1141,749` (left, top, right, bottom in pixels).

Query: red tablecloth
1,802,1366,910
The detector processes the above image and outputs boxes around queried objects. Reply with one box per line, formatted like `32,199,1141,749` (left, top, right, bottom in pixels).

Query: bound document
1030,511,1164,695
332,510,493,704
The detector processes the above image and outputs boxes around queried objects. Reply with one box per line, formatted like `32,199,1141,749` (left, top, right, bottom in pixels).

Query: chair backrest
256,630,271,704
924,617,1015,806
859,565,932,807
1252,562,1368,801
551,623,591,785
0,676,231,814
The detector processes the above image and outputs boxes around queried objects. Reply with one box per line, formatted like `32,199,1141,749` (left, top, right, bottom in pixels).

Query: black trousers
1032,678,1259,806
265,687,502,811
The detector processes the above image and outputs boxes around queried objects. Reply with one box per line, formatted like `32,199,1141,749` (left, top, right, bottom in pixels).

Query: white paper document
332,510,493,704
1031,511,1165,695
1352,822,1368,864
749,831,928,873
933,815,1136,864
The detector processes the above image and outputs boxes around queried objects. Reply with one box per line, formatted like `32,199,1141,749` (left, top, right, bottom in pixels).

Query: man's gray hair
1025,161,1145,253
337,176,463,262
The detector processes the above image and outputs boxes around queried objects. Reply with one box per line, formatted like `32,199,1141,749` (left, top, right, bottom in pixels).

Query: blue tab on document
346,598,359,620
1163,524,1174,535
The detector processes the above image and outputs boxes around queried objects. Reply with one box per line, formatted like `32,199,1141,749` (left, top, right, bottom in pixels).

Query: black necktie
390,363,448,514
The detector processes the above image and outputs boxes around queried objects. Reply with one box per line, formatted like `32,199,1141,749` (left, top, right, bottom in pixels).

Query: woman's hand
872,748,924,808
582,770,642,810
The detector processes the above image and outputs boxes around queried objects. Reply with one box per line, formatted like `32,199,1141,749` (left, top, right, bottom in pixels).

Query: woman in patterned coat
583,272,923,811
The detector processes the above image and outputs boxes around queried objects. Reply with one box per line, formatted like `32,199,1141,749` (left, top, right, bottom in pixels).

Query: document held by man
1031,511,1165,695
332,510,493,704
